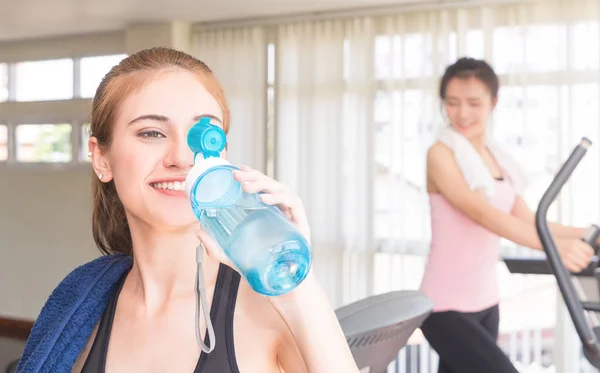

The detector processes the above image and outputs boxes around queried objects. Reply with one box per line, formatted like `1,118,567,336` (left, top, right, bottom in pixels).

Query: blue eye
139,130,165,139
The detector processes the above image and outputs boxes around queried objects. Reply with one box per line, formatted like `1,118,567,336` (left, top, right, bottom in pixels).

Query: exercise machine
336,290,434,373
503,137,600,369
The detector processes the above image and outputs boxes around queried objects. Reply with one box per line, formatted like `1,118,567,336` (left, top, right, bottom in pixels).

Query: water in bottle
184,117,312,296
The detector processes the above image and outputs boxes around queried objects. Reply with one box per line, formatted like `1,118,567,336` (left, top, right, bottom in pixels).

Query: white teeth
151,181,184,191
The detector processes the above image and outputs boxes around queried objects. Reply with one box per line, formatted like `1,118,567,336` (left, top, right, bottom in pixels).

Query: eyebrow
446,96,483,102
128,114,223,126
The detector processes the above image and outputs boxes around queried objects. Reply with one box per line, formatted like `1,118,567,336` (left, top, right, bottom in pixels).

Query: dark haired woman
419,57,596,373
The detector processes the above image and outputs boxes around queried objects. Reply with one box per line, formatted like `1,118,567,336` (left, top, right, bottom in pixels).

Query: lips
150,181,185,191
149,178,188,198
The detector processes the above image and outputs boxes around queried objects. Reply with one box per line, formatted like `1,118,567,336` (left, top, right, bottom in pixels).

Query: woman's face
91,69,224,230
444,76,497,140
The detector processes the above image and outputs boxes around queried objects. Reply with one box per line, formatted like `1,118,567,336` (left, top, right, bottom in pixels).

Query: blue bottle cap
187,117,227,158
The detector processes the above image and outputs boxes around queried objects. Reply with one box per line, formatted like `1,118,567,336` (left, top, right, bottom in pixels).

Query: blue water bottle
184,117,312,296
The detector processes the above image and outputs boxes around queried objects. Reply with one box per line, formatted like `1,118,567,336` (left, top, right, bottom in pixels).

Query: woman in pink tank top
419,58,597,373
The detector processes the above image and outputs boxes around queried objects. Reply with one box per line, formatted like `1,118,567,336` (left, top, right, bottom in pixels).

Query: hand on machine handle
587,224,600,249
556,237,595,273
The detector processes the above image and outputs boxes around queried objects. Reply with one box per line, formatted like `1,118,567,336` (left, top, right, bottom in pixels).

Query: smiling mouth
150,181,189,198
150,181,185,191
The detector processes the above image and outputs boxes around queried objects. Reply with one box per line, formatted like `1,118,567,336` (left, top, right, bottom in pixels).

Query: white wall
0,168,100,320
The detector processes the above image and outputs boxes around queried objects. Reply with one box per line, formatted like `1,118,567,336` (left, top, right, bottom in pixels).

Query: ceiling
0,0,438,42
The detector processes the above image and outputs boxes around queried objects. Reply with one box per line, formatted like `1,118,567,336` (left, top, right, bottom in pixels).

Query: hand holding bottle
195,165,312,273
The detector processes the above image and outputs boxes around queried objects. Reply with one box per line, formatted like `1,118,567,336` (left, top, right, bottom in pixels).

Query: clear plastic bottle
184,117,312,296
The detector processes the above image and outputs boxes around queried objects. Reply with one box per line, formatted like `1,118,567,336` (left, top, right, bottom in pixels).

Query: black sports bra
80,263,241,373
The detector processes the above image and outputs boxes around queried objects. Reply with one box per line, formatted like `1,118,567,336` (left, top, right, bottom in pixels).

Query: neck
125,218,220,312
468,133,487,155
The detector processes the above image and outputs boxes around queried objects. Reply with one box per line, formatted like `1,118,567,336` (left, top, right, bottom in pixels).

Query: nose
458,103,469,120
163,136,194,170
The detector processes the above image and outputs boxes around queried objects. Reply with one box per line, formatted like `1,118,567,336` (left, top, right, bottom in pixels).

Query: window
405,33,433,78
493,27,525,74
15,59,74,101
525,25,565,73
16,124,72,162
570,22,600,70
374,35,396,80
266,43,276,178
267,44,275,86
494,85,561,221
466,29,484,59
570,84,600,225
0,54,131,166
0,125,7,161
374,33,434,80
80,54,127,98
80,123,91,162
373,89,433,245
0,64,7,102
438,32,458,72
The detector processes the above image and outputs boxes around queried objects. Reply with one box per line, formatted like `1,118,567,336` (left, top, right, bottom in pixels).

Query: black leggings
420,305,519,373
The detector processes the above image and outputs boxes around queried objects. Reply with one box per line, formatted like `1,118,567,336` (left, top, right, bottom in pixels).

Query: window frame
0,53,126,171
0,122,8,163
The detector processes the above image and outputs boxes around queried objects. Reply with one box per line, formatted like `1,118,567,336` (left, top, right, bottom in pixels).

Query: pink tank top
420,177,517,312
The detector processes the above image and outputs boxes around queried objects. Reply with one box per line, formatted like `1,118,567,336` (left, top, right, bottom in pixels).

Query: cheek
109,140,154,202
475,107,492,123
445,106,458,120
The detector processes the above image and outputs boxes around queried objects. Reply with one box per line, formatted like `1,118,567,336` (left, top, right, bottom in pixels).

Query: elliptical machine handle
581,224,600,253
535,137,600,358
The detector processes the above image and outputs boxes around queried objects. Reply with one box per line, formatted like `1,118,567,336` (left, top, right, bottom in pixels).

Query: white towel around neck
438,127,529,199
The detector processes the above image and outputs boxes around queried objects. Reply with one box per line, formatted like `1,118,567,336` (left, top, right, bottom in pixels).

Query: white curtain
193,27,267,172
275,19,377,306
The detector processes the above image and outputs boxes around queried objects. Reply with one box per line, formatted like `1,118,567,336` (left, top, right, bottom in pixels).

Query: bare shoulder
427,141,454,164
426,141,456,193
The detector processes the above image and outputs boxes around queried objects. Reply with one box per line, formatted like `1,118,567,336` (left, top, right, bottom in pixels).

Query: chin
144,207,198,231
454,125,484,138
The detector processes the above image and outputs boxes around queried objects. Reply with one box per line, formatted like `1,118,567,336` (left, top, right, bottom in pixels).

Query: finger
260,192,302,211
584,243,596,258
568,263,583,273
569,248,587,266
573,256,588,271
195,228,223,257
242,179,287,195
571,250,590,270
233,166,266,182
565,258,584,273
575,243,594,263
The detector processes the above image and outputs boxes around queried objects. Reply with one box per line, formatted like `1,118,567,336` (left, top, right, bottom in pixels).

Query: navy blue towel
16,254,133,373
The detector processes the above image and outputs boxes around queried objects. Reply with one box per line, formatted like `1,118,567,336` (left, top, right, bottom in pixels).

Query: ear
89,137,113,183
